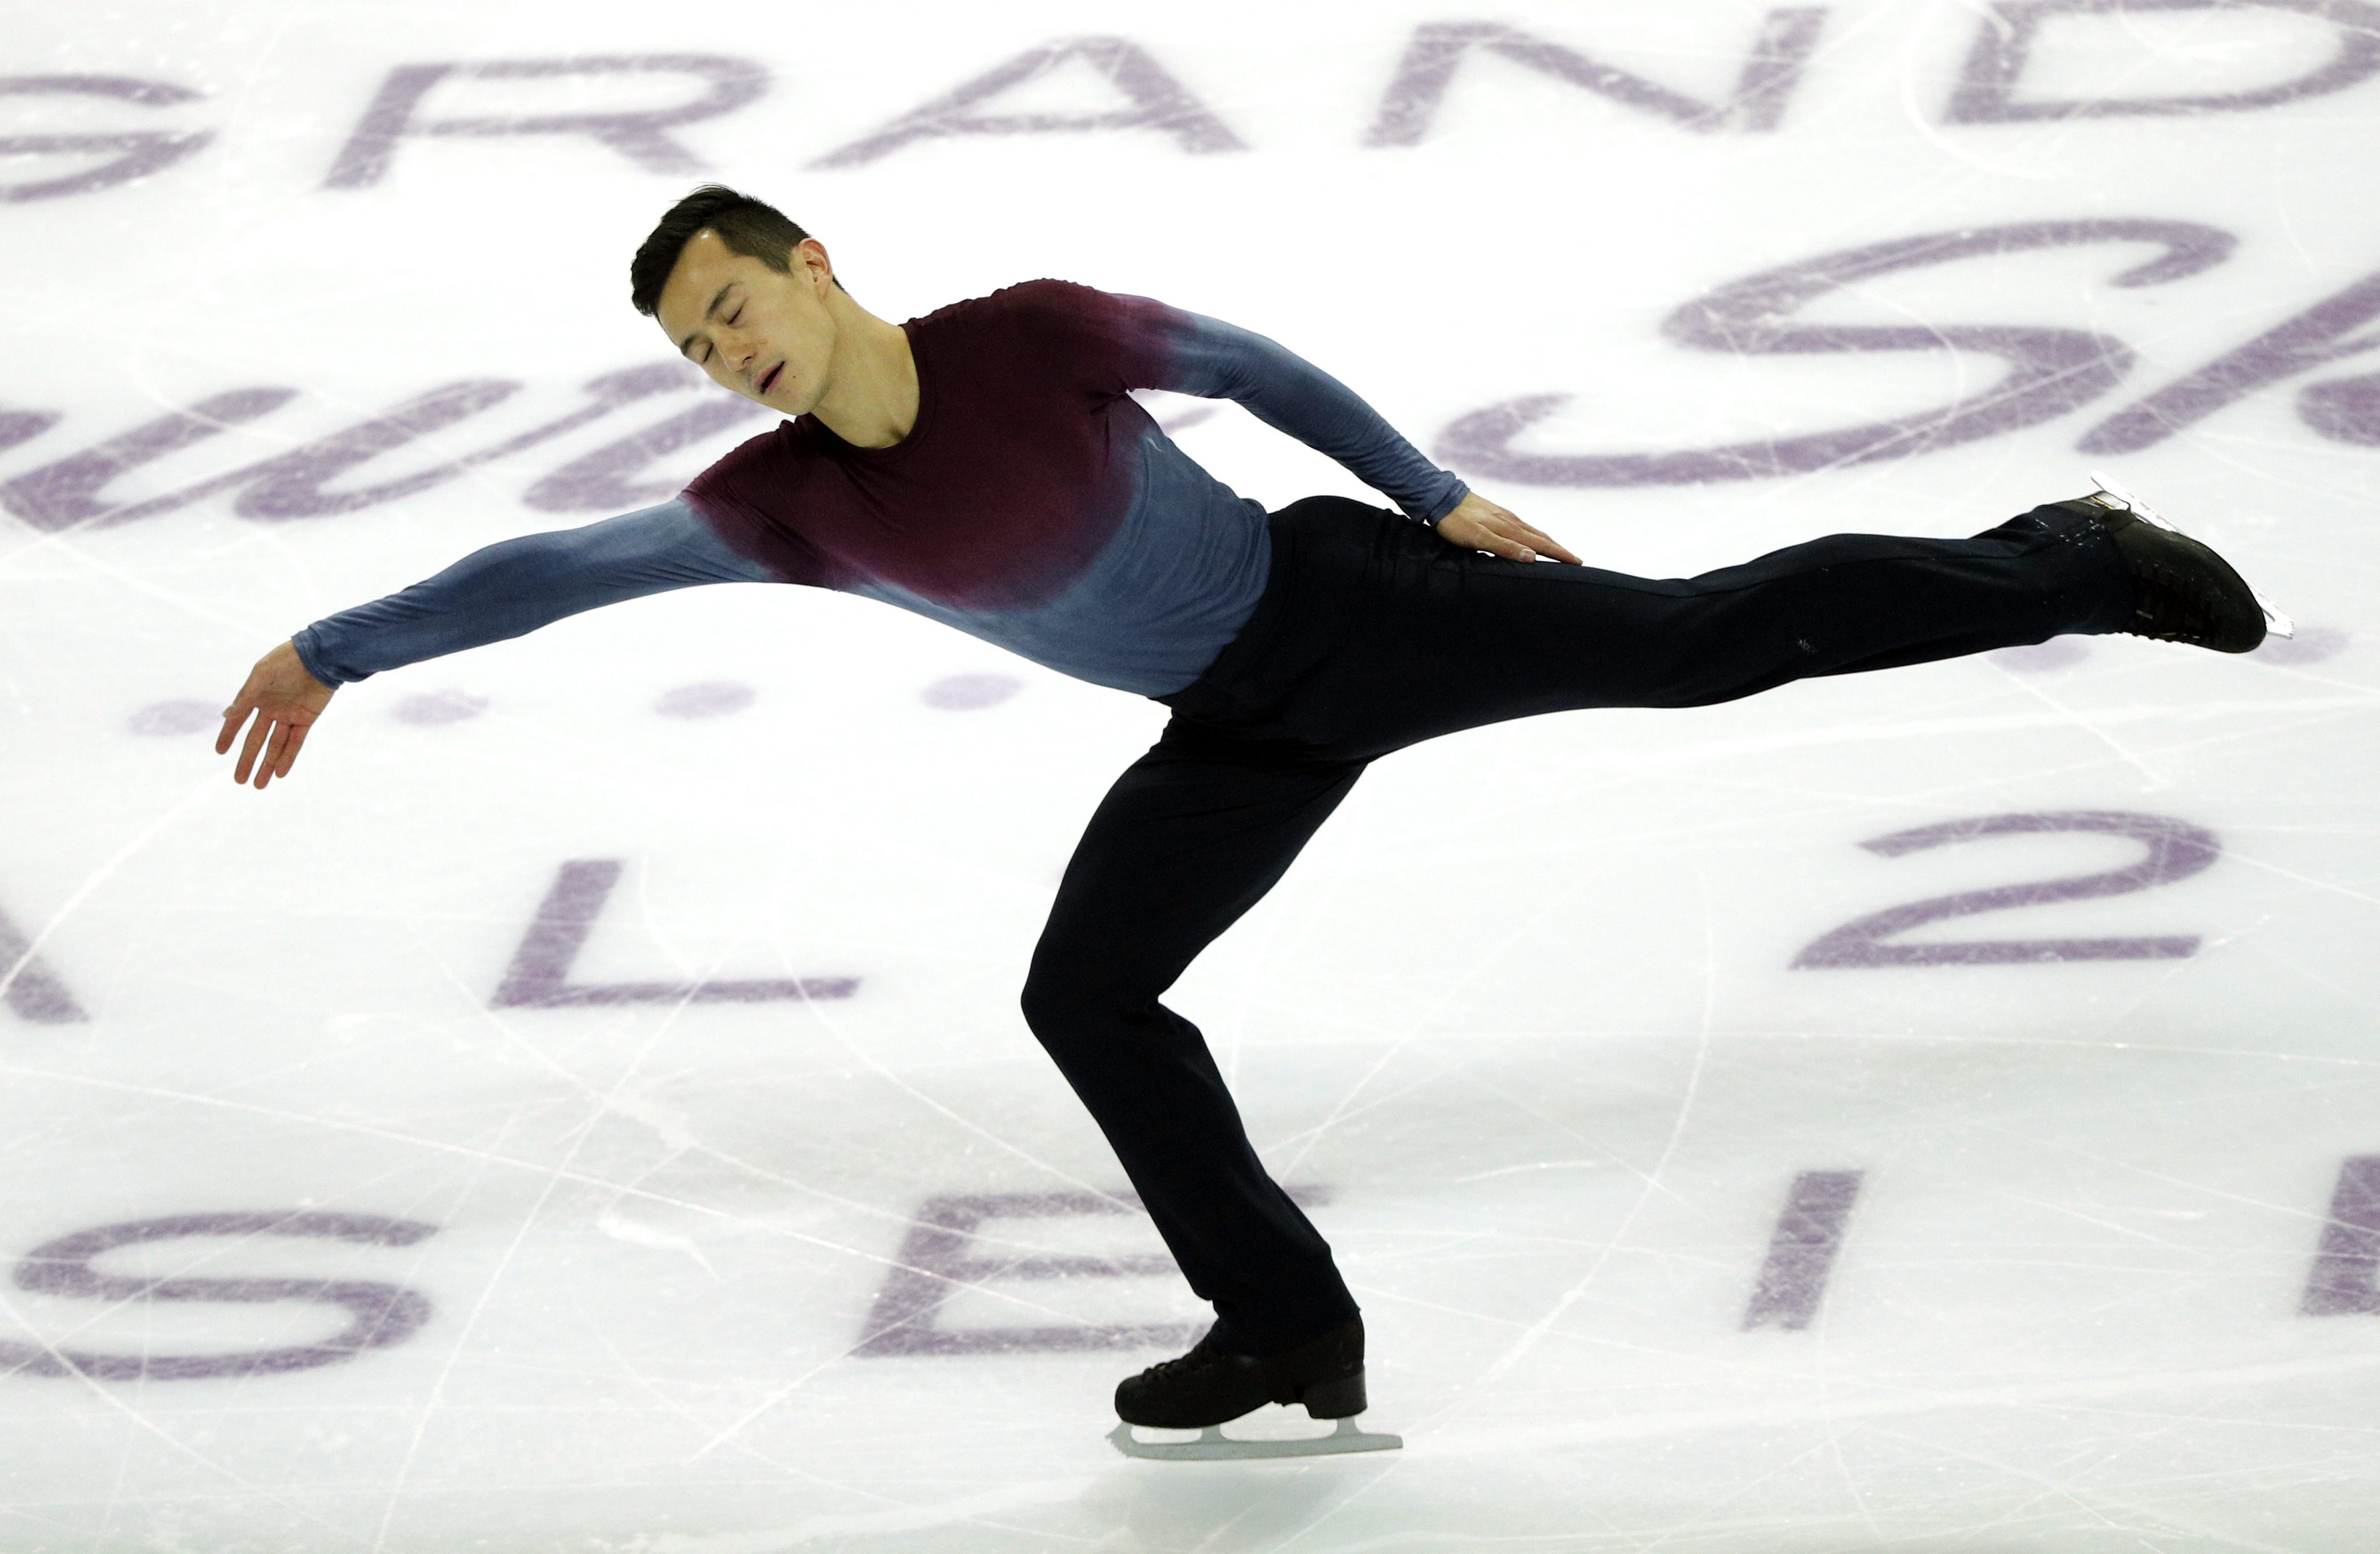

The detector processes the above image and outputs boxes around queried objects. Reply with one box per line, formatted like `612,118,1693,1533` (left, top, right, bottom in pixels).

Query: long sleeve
1157,311,1469,525
290,497,776,685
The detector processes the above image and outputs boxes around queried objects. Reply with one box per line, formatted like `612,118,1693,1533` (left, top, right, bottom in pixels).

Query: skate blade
2085,469,2295,639
1107,1416,1404,1461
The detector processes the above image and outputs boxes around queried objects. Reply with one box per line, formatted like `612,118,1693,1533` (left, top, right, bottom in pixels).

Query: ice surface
3,0,2378,1548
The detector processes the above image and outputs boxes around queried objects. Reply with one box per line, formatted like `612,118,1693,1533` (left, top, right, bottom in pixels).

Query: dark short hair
629,184,843,316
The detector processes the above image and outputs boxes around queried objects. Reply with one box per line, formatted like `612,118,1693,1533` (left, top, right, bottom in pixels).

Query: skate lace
1141,1346,1217,1382
1136,1334,1255,1390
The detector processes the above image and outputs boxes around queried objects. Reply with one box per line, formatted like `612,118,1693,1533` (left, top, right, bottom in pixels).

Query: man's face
654,229,837,414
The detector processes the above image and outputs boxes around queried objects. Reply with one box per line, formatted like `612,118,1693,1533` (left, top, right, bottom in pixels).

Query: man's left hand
1431,491,1582,565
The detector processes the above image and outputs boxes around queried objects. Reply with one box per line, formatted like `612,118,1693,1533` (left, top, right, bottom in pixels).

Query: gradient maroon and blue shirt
292,281,1471,698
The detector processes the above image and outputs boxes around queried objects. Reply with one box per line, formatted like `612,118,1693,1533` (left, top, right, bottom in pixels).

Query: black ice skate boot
1116,1317,1367,1428
2062,472,2293,653
1108,1317,1400,1460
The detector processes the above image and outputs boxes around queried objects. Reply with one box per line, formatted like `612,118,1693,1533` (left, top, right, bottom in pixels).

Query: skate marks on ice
1121,1153,2380,1464
2,1155,2374,1389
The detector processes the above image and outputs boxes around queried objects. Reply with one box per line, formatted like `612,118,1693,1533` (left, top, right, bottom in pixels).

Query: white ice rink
5,0,2380,1547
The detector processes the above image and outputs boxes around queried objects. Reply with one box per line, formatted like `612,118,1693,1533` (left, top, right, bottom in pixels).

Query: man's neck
812,295,918,449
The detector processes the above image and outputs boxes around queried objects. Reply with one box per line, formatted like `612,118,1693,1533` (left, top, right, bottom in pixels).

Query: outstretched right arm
218,497,773,789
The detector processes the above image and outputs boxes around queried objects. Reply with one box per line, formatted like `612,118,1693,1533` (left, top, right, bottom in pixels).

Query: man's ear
795,237,834,291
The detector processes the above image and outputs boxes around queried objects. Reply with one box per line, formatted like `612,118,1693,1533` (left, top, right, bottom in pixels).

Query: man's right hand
218,640,338,789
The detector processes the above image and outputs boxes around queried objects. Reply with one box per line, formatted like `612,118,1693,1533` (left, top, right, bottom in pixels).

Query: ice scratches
0,898,84,1023
2212,846,2380,916
1552,693,2380,784
0,772,221,1015
1,1013,1130,1490
1816,1027,2380,1072
371,868,916,1554
578,1325,899,1504
623,1477,1095,1552
1435,1345,2380,1463
0,1268,366,1550
1843,1420,2317,1554
1270,797,1631,1178
0,1061,1087,1338
807,986,1136,1210
410,919,1017,1258
596,1204,718,1274
1469,869,1719,1390
1989,663,2171,789
1361,690,2377,866
1451,1158,1606,1184
317,966,1129,1360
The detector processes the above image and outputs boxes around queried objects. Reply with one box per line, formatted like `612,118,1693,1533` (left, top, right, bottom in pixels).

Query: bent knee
1017,972,1070,1042
1019,962,1101,1040
1020,961,1157,1048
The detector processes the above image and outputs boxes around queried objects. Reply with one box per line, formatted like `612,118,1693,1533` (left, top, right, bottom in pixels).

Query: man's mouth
759,363,783,395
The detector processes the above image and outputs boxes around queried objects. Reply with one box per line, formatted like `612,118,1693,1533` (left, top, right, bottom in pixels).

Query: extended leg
1193,497,2141,758
1021,724,1368,1355
1425,503,2134,713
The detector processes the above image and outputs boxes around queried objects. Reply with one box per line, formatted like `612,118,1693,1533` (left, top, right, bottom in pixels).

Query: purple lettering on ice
491,859,858,1009
523,392,772,513
1362,11,1828,145
2299,369,2380,443
1948,0,2380,124
1436,220,2233,486
0,365,719,533
654,680,755,718
856,1188,1326,1357
2080,268,2380,453
0,75,213,203
1793,811,2220,968
323,55,768,189
0,902,86,1025
0,387,299,531
0,1212,436,1381
1743,1170,1863,1330
145,381,520,522
0,382,515,527
0,406,59,457
810,37,1245,170
2303,1156,2380,1315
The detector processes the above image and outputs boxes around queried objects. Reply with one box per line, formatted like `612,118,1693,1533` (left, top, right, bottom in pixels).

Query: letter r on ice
325,55,767,187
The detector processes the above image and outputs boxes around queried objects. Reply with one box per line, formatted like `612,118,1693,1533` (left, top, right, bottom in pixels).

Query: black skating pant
1020,495,2133,1356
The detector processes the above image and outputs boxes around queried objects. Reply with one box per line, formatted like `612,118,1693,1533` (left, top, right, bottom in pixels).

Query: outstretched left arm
1160,309,1580,564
